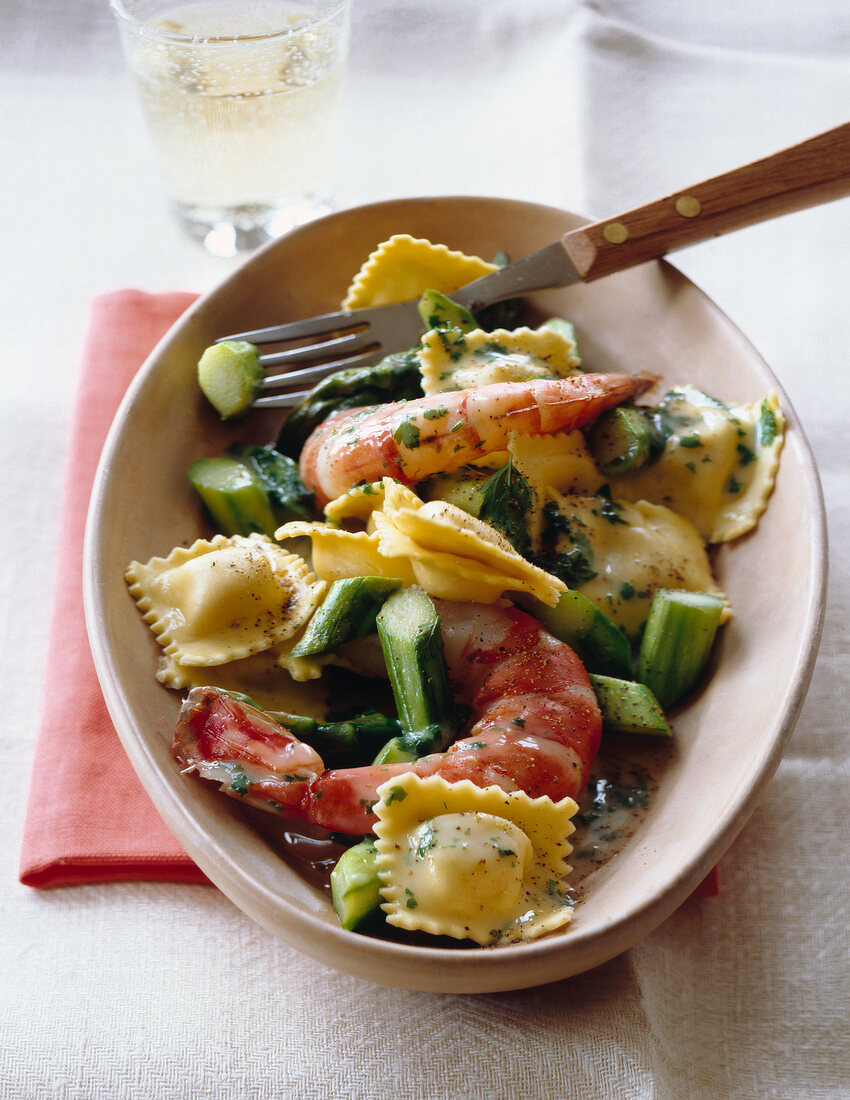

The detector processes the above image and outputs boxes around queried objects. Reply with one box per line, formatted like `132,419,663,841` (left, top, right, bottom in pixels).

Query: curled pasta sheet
276,520,417,585
323,481,386,524
370,512,541,604
281,478,564,604
125,533,325,666
419,325,581,397
376,479,564,604
610,387,786,543
374,774,578,945
341,234,496,310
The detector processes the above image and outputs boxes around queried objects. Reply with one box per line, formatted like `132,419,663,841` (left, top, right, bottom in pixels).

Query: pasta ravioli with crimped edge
125,533,325,666
373,773,578,945
419,325,581,396
609,387,786,544
341,234,497,309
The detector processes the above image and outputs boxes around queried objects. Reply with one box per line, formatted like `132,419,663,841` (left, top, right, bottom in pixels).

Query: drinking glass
109,0,351,256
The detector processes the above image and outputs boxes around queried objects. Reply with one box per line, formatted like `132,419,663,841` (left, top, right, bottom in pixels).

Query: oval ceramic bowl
84,196,826,994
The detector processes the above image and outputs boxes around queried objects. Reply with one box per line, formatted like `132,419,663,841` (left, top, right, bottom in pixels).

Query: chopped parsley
535,501,597,586
757,400,778,447
737,442,756,465
221,763,249,797
596,491,628,526
413,822,438,860
478,459,532,554
392,419,421,449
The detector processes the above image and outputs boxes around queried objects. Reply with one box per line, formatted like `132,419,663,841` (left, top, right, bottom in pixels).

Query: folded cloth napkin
19,289,208,888
19,287,718,896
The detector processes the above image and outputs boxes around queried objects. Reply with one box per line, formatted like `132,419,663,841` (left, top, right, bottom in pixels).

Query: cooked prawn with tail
299,373,651,506
172,601,602,835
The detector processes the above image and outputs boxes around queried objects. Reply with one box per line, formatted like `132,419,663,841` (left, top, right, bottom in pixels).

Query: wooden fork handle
561,122,850,281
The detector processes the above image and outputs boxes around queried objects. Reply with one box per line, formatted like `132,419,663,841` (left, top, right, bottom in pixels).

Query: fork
221,121,850,410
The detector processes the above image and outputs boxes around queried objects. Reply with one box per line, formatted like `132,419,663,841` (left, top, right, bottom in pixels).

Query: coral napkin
19,289,208,888
18,288,718,897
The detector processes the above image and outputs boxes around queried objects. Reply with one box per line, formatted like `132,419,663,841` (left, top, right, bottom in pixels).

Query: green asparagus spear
375,587,456,757
589,674,671,737
636,589,724,709
187,456,277,537
331,840,383,931
523,589,633,679
291,577,403,657
197,340,264,420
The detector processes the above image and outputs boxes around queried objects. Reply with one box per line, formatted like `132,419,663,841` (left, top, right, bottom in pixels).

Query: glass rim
107,0,349,44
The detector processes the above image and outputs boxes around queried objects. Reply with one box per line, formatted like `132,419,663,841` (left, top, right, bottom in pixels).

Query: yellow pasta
419,325,580,396
125,534,325,666
276,521,417,585
374,774,578,945
610,387,786,543
342,234,496,309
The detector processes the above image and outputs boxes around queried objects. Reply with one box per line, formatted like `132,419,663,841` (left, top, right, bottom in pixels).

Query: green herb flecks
757,400,778,447
535,501,597,587
478,459,533,555
596,491,628,526
413,821,438,860
737,442,756,465
225,764,249,797
392,419,421,449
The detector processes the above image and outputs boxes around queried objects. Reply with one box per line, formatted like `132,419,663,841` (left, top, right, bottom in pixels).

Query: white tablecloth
3,2,849,1096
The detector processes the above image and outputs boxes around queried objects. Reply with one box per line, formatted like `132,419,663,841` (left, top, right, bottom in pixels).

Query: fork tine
217,297,426,411
221,310,362,346
258,328,377,369
261,350,381,391
253,387,318,409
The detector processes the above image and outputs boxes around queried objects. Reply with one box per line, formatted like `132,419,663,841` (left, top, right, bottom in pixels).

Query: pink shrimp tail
173,689,324,815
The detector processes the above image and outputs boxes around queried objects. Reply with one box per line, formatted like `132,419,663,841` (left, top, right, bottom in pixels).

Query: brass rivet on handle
602,221,629,244
675,195,702,218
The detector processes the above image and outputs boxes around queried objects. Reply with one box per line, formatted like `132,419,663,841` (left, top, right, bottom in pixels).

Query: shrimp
299,373,652,505
172,601,602,836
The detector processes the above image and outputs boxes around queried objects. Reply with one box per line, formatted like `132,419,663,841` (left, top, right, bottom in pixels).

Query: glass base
172,200,332,257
